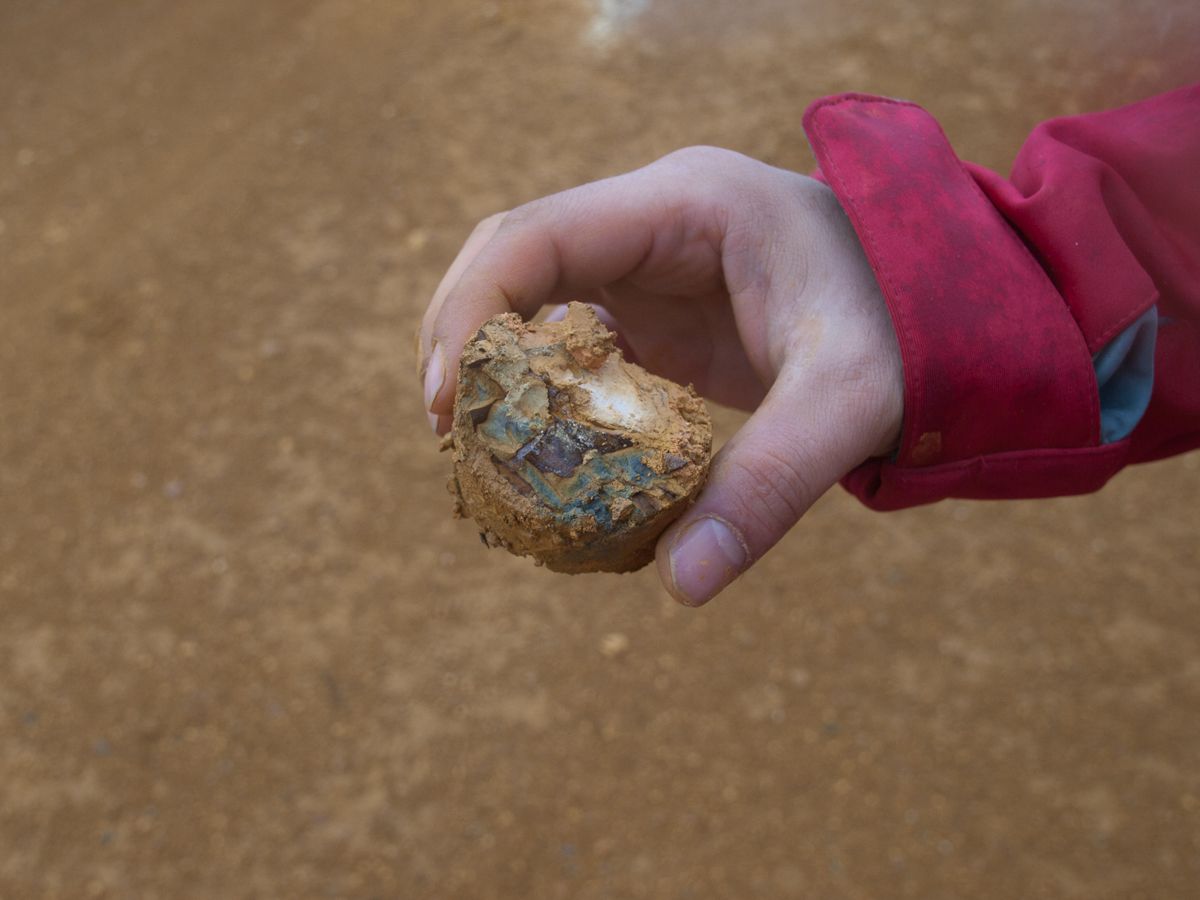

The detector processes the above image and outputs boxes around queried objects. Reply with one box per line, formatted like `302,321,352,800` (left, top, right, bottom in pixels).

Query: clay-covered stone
446,303,712,573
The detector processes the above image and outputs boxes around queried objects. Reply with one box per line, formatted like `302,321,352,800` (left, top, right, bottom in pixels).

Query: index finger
417,210,508,380
421,170,666,417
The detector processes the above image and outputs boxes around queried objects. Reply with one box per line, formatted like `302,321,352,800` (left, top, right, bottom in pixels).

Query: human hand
418,147,903,606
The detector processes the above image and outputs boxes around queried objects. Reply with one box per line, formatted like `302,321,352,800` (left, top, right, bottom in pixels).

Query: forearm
803,83,1200,509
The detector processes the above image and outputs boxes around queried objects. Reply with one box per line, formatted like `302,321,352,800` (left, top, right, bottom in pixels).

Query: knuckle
500,192,577,240
658,145,742,171
499,200,540,231
722,445,815,537
654,147,782,227
513,181,596,224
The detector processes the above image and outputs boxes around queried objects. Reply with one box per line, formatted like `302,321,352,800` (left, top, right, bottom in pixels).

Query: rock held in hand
447,302,712,574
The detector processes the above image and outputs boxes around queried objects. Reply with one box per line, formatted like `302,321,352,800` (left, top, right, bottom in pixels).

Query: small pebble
599,632,630,658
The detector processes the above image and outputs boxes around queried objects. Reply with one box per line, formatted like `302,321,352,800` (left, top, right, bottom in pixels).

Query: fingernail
412,328,424,380
423,343,445,411
427,411,441,434
668,516,748,606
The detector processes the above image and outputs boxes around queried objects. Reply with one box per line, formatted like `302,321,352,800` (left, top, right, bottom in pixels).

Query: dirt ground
2,1,1199,897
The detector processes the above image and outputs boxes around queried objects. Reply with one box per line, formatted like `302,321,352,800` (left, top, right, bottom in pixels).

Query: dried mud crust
445,303,712,573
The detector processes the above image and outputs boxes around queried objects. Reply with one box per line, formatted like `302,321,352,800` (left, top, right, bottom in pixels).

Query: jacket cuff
803,94,1125,510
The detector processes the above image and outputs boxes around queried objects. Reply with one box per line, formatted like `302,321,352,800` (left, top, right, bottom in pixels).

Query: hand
418,147,903,607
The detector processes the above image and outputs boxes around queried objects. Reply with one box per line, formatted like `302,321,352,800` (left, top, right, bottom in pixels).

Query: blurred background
3,0,1200,897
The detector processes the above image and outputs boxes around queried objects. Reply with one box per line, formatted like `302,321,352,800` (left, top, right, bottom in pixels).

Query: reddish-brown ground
2,1,1199,897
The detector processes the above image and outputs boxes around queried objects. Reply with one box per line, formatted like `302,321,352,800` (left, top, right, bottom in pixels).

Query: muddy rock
447,303,712,573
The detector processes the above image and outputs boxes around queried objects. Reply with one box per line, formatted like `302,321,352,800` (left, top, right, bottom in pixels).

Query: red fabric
802,85,1200,510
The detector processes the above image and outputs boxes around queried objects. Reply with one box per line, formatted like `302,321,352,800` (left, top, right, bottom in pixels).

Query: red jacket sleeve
802,84,1200,510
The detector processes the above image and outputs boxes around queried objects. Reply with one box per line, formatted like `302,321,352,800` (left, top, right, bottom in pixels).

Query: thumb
654,365,881,607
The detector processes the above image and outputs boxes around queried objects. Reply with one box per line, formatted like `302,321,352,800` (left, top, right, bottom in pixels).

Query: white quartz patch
578,358,658,431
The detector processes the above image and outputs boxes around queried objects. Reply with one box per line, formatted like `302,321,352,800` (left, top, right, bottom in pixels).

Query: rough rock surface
447,303,712,573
